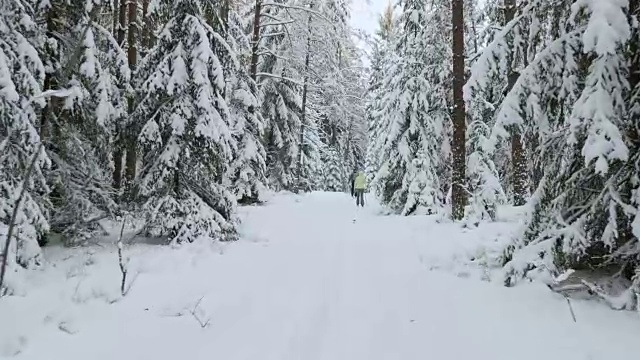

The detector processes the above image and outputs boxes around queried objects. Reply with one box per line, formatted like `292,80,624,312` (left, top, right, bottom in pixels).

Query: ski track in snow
2,192,639,360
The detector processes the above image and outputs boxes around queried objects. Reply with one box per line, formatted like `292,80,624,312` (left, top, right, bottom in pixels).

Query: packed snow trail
4,192,638,359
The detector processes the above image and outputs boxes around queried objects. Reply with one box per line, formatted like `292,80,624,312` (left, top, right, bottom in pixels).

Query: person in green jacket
349,170,357,197
353,170,366,207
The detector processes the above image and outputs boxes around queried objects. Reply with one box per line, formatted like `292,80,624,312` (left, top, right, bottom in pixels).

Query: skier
353,170,366,207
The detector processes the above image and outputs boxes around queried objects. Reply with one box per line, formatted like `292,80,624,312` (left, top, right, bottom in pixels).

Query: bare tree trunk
124,0,138,183
112,0,128,189
503,0,527,206
451,0,467,220
249,0,262,81
297,7,313,192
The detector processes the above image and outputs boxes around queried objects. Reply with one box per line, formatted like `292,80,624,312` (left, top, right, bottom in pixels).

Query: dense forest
0,0,367,292
2,0,640,304
365,0,640,303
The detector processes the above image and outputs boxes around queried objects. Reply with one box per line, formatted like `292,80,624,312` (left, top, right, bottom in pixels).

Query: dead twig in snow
189,296,211,328
156,297,211,328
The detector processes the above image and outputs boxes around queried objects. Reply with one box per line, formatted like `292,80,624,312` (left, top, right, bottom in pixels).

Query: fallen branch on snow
157,296,212,328
547,268,639,314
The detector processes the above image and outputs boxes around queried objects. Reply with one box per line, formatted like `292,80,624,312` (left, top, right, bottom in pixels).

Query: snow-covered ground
1,192,638,359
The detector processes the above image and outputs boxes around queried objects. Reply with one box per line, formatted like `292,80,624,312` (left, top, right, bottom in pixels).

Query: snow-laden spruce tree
371,0,448,215
29,0,129,245
261,70,302,191
254,1,303,191
299,123,325,192
465,120,506,224
402,149,441,215
365,4,395,188
465,0,534,206
498,1,627,283
133,0,238,243
472,0,640,300
0,0,49,277
323,146,344,192
369,46,402,204
463,0,508,225
221,7,268,204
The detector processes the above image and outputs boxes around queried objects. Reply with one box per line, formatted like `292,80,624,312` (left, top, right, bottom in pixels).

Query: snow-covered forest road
3,192,638,359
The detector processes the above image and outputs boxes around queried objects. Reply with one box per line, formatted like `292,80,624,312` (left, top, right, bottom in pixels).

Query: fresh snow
1,192,639,359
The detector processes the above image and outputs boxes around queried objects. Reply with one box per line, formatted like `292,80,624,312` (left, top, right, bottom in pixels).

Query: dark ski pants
355,189,365,207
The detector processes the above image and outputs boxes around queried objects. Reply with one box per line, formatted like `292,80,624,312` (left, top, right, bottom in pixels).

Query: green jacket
354,173,366,190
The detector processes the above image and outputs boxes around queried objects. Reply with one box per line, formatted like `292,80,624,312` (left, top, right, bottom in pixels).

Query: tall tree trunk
124,0,138,183
468,1,479,57
297,8,313,192
529,130,542,193
112,0,128,189
117,0,127,46
112,0,119,35
249,0,262,81
451,0,467,220
504,0,528,206
510,106,528,205
140,0,150,58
